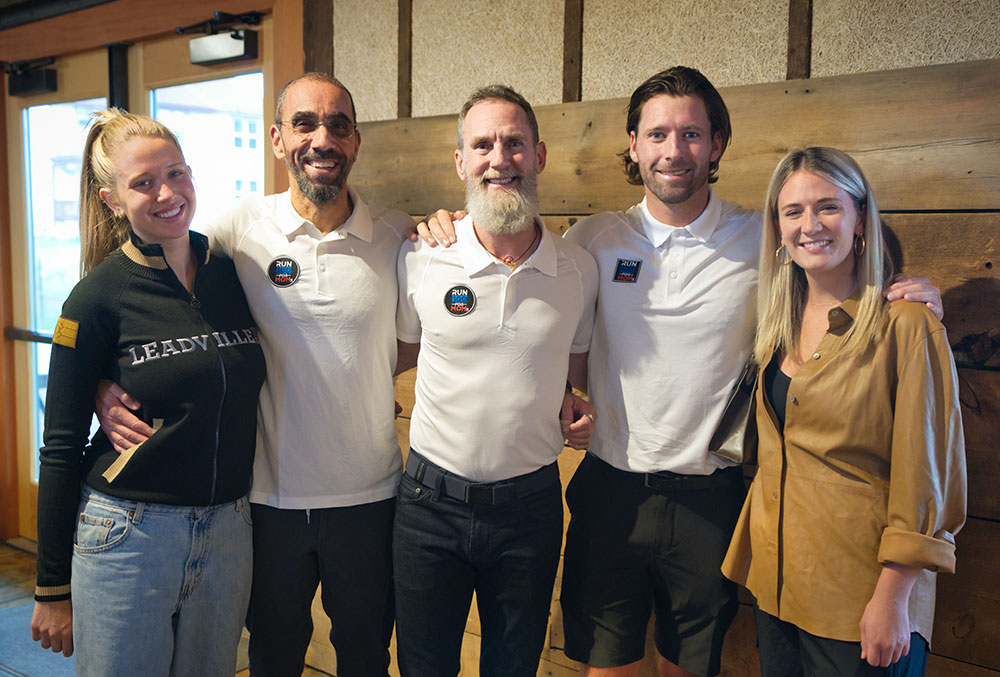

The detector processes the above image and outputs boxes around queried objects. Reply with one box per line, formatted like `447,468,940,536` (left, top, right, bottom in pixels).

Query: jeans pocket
235,497,253,526
397,474,434,504
73,504,132,553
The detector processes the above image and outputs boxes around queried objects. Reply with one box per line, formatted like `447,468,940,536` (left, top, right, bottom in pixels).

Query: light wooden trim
266,0,305,195
141,32,263,92
0,81,18,540
4,48,109,541
0,0,277,63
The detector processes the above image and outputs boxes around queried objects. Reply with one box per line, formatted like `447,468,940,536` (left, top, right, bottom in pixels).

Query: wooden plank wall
353,58,1000,676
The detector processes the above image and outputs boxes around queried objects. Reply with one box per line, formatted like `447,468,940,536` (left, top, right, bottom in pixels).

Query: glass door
150,72,265,229
5,28,271,543
6,49,107,540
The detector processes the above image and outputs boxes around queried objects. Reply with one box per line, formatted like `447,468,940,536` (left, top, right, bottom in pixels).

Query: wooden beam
562,0,583,102
267,0,304,195
302,0,333,74
352,59,1000,215
0,0,277,63
397,0,412,118
786,0,812,80
0,81,19,540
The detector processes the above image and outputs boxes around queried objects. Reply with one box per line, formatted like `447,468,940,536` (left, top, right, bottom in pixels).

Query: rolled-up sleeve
879,322,967,573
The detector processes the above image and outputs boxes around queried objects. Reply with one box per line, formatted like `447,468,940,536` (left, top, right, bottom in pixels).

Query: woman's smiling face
777,169,863,280
99,135,195,246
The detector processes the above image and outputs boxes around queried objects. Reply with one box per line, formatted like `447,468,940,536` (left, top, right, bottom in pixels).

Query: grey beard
288,158,346,205
465,172,538,235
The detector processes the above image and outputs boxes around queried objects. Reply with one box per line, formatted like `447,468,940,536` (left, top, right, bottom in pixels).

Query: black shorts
559,453,745,675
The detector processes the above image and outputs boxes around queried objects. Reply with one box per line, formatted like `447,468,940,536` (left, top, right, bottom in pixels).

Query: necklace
481,226,540,269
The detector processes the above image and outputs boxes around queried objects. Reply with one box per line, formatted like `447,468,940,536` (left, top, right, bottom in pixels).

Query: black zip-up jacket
35,231,266,601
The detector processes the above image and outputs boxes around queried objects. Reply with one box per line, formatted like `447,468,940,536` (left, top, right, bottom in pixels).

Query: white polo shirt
397,216,598,482
564,191,760,475
206,188,411,508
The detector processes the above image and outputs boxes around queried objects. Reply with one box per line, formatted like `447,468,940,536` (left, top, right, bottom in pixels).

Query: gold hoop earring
854,234,866,256
775,244,793,267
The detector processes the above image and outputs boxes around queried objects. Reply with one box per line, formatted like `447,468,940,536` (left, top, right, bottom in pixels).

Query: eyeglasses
276,116,356,139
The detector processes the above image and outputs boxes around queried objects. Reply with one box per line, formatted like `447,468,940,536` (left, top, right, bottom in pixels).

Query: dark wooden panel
928,655,1000,676
934,518,1000,670
883,213,1000,352
786,0,812,80
353,59,1000,216
303,0,333,74
720,604,763,676
397,0,412,118
957,371,1000,521
562,0,582,103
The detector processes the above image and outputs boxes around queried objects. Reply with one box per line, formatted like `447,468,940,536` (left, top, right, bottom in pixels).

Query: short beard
640,160,710,207
287,152,348,205
465,170,538,235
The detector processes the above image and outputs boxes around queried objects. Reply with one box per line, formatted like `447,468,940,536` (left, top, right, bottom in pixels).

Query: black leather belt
405,450,558,506
643,465,741,494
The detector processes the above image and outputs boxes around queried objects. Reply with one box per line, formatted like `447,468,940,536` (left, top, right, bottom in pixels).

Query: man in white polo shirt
393,85,598,676
97,73,410,677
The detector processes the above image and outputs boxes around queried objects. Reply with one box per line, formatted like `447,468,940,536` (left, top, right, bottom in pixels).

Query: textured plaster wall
410,0,564,117
328,0,1000,121
812,0,1000,77
581,0,788,100
334,0,398,121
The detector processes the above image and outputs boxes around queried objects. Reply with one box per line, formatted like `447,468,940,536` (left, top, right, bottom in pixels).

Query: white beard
464,170,538,235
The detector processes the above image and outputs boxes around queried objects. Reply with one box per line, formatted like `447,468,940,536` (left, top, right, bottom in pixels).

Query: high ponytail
79,109,183,274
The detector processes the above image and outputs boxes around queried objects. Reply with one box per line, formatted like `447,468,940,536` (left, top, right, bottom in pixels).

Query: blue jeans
71,485,253,677
393,471,563,677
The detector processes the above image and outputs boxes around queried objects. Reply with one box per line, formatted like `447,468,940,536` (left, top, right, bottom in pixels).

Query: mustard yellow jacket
722,298,967,643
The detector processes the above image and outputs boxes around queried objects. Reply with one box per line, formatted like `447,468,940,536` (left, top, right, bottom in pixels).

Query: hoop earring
775,244,793,267
854,234,866,256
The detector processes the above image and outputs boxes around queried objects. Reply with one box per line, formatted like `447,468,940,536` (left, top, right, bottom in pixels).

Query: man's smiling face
270,78,360,205
629,93,722,210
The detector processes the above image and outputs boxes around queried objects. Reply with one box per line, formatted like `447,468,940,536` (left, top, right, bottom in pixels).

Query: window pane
150,73,265,228
24,96,106,478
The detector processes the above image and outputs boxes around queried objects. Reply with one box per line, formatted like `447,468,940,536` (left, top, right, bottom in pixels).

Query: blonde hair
754,147,893,362
79,109,184,274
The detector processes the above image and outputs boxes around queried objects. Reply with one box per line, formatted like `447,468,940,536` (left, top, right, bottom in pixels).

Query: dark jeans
754,606,929,677
393,470,563,677
246,500,396,677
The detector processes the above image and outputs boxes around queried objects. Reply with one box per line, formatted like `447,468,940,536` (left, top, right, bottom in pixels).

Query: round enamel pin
267,256,300,287
443,285,476,316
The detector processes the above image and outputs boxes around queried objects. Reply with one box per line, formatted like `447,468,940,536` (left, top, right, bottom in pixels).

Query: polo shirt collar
276,186,374,242
456,215,556,277
638,189,722,248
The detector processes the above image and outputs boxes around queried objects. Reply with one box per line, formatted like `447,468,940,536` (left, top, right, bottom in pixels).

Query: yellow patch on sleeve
52,317,79,349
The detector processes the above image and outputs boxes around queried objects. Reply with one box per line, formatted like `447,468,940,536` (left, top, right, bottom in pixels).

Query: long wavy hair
79,109,184,274
754,147,893,362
